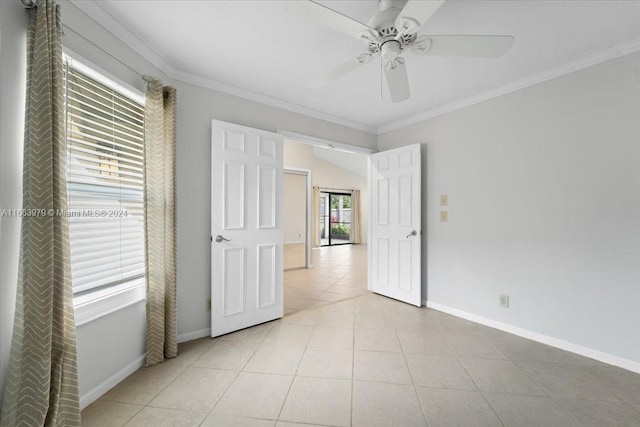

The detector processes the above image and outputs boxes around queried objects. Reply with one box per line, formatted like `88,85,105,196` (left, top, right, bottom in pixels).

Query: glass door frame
320,191,352,247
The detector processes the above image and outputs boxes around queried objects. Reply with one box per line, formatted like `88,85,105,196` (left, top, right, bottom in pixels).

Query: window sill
74,278,145,327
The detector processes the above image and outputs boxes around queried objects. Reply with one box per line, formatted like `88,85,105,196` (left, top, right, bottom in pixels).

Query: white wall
0,1,28,406
378,52,640,367
283,140,369,244
284,173,307,244
174,79,377,339
312,145,368,178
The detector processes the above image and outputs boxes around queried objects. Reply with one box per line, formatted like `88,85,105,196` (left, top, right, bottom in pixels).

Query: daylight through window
64,62,145,295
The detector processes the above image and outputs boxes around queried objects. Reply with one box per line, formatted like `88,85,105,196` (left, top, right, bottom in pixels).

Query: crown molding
171,70,378,134
62,1,640,137
378,37,640,135
67,0,176,78
67,0,377,134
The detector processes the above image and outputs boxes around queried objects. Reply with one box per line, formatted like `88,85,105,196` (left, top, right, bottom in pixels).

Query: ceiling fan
290,0,514,103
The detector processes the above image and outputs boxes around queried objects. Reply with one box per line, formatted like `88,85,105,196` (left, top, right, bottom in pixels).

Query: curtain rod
20,0,147,81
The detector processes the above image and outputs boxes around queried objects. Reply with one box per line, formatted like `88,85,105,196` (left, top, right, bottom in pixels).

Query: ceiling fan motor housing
366,2,417,56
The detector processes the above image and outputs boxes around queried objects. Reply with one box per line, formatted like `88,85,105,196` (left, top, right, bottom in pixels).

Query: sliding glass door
320,192,351,246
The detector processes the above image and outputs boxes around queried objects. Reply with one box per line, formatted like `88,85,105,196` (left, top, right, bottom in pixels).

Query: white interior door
211,120,283,337
370,144,422,306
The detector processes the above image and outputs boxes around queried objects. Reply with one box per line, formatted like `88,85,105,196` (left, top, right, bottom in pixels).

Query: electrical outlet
206,298,211,311
499,294,509,308
440,195,448,206
440,211,448,222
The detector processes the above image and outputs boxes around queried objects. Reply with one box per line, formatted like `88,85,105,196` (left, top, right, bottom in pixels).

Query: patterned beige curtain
0,1,81,426
143,78,178,366
312,186,321,247
351,189,362,244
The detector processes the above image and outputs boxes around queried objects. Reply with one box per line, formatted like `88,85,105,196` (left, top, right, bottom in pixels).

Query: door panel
223,162,245,229
211,120,283,337
257,244,276,307
258,166,276,229
370,144,421,306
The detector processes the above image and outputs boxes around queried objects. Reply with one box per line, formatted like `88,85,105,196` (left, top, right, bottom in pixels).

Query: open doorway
320,191,352,246
283,169,310,270
280,133,373,313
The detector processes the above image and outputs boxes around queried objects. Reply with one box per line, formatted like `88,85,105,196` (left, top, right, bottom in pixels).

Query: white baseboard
177,328,211,343
79,328,211,410
284,240,305,245
426,301,640,374
79,354,145,410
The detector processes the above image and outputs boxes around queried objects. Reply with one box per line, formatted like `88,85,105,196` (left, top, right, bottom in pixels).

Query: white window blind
65,63,146,295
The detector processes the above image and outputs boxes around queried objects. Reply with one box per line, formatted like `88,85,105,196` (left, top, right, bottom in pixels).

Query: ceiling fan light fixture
411,35,432,55
385,56,405,71
380,40,401,62
357,53,375,64
358,29,380,43
395,16,420,36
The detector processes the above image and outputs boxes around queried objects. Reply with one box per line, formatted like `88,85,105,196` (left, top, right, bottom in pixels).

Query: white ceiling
83,1,640,133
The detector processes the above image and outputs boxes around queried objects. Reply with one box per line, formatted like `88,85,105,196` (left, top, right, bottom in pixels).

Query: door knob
406,230,418,238
214,235,231,243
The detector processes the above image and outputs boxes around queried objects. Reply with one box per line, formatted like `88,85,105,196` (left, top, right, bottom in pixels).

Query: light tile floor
82,292,640,426
284,244,369,314
82,244,640,426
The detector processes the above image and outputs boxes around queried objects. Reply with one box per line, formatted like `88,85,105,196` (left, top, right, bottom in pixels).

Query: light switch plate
440,211,448,222
440,195,448,206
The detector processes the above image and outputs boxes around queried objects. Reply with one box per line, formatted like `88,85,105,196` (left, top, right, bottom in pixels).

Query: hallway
284,244,368,314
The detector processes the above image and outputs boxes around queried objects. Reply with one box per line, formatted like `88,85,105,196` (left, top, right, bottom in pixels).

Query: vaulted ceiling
78,1,640,133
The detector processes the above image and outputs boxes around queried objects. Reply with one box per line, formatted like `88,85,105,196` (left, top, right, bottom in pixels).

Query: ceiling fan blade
395,0,445,36
414,35,514,57
384,59,410,103
310,54,374,88
289,1,378,41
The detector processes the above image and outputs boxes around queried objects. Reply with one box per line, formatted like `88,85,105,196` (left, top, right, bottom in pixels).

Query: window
64,60,145,298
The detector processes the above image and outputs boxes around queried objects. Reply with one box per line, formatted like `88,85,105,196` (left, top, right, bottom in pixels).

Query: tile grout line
350,306,356,427
433,311,640,424
108,339,220,423
198,322,276,425
113,402,145,427
391,302,431,427
274,309,315,424
507,358,589,427
578,367,640,407
439,318,592,426
433,320,507,427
